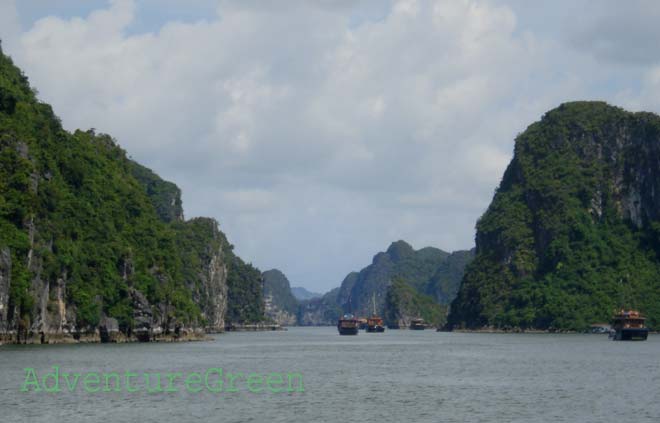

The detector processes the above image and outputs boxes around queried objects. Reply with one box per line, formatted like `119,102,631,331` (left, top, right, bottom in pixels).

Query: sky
2,0,660,293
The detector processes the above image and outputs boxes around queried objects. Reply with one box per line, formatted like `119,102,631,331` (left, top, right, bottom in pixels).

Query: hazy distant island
290,287,322,301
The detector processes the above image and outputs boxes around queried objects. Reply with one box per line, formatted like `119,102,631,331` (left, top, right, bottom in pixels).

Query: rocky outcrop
0,153,228,344
131,288,153,341
98,316,120,343
336,272,359,310
0,48,233,344
448,102,660,331
200,246,227,331
185,218,228,332
262,269,298,326
263,304,297,326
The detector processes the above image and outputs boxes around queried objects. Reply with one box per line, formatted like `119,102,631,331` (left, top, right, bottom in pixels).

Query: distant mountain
291,286,322,301
448,102,660,331
338,241,473,322
298,240,473,326
262,269,298,325
296,288,342,326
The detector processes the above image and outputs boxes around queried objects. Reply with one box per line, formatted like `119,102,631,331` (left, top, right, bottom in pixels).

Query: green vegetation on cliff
129,161,184,223
0,46,199,330
448,102,660,331
0,45,263,339
225,249,265,324
262,269,298,325
263,269,298,315
385,278,447,327
426,249,475,304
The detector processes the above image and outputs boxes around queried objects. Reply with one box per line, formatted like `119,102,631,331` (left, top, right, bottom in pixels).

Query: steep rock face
176,218,228,332
336,272,359,309
200,238,227,331
297,287,341,326
262,269,297,326
448,102,660,330
0,46,232,343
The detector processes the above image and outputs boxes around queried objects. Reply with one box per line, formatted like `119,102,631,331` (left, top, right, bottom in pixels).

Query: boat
409,318,425,330
610,309,648,341
366,316,385,332
366,294,385,332
337,313,359,335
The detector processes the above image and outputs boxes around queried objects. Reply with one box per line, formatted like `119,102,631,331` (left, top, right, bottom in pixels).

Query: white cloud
3,0,658,292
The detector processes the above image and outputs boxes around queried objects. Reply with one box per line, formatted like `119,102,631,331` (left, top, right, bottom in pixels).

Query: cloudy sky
1,0,659,293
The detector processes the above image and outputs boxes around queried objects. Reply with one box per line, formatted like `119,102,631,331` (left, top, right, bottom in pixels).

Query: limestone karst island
1,1,660,422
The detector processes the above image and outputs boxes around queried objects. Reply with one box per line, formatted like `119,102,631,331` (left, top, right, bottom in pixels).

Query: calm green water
1,327,659,422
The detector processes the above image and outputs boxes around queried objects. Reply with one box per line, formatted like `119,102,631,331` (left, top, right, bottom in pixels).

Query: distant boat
366,294,385,333
337,314,359,335
339,297,359,335
409,318,425,330
366,317,385,332
610,309,648,341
